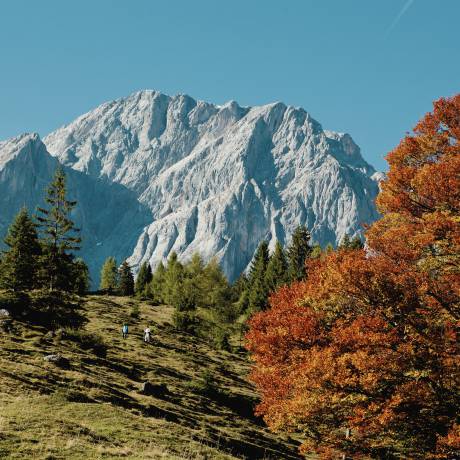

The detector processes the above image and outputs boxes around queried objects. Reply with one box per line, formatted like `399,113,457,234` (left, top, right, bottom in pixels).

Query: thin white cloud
384,0,415,37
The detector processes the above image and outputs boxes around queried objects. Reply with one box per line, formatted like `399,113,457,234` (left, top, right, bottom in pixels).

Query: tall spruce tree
265,241,288,292
202,258,232,321
0,208,41,291
119,261,134,296
149,262,166,303
231,273,248,302
248,240,270,312
99,256,118,293
162,252,184,306
134,261,152,295
36,167,81,291
286,225,312,282
183,253,206,307
233,273,249,313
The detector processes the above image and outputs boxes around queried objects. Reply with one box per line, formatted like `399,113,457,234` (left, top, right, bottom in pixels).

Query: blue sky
0,0,458,170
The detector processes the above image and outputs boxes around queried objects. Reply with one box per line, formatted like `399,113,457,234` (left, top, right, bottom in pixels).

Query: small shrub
0,291,30,316
187,369,217,395
53,387,92,403
172,310,198,333
63,328,107,357
212,327,232,352
30,335,46,347
129,303,140,319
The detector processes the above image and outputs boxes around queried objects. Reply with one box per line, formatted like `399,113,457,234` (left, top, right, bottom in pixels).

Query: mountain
0,133,152,285
1,90,382,283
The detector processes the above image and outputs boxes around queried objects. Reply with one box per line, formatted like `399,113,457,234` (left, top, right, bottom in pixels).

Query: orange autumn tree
246,95,460,459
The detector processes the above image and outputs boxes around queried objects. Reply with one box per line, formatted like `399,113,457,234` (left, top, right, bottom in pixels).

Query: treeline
235,227,362,314
96,226,362,349
98,252,236,349
0,168,89,296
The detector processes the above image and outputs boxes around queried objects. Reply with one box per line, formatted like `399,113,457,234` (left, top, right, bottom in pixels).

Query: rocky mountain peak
0,90,381,283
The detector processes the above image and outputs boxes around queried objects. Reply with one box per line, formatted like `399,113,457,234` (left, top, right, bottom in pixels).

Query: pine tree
186,253,206,281
350,235,364,249
72,258,90,295
339,234,352,249
310,242,322,259
286,225,312,282
231,272,248,303
248,241,270,312
202,258,232,321
0,208,41,291
36,167,81,291
339,234,364,250
265,241,288,293
134,261,152,296
162,252,184,305
183,253,206,307
99,256,118,293
119,261,134,296
149,262,166,303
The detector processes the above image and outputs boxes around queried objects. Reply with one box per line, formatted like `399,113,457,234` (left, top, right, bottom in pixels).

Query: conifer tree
0,208,41,291
119,260,134,296
134,261,152,295
310,242,322,259
149,261,166,303
248,241,270,312
202,258,232,321
72,258,90,295
339,234,352,249
265,241,288,292
183,253,206,307
99,256,118,293
162,252,184,305
36,167,81,291
339,234,364,250
233,273,250,313
286,225,312,282
350,235,364,249
231,272,248,302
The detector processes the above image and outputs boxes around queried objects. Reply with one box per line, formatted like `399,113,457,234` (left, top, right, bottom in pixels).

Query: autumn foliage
246,95,460,459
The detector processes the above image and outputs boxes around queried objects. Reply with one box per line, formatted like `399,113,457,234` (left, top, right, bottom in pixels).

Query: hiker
122,323,129,339
144,326,151,343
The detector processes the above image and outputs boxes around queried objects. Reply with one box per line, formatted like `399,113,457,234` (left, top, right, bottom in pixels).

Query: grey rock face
0,134,152,286
0,90,381,284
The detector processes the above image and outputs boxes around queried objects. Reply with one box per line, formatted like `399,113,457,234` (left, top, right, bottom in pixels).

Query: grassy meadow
0,295,301,459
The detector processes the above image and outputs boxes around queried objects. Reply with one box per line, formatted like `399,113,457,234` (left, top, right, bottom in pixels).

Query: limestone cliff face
0,90,381,283
0,133,151,285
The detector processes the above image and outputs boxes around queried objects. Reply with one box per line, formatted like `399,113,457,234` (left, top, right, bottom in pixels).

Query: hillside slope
0,296,301,459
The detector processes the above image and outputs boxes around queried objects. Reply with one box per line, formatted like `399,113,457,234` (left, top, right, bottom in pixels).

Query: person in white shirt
144,327,151,343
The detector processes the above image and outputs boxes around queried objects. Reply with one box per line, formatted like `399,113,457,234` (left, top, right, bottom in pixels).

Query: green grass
0,295,300,459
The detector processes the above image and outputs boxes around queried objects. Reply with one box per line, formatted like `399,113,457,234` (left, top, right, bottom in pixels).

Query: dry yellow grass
0,295,300,459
